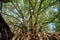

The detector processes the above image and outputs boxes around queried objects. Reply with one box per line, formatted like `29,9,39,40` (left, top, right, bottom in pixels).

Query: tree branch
34,0,44,30
39,0,58,15
28,0,33,31
3,13,22,23
11,1,24,18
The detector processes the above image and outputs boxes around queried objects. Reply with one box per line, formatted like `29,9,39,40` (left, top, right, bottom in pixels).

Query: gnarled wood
11,29,60,40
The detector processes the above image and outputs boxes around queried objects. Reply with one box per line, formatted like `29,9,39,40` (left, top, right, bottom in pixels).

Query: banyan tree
0,0,60,40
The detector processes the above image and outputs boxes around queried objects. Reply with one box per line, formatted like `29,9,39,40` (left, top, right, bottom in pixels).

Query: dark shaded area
0,14,14,40
59,0,60,2
0,0,11,3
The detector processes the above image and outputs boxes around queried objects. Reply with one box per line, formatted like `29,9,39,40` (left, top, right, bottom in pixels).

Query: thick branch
28,0,33,31
34,0,44,30
11,1,24,18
